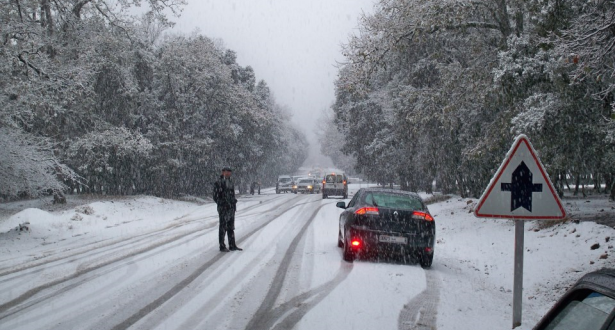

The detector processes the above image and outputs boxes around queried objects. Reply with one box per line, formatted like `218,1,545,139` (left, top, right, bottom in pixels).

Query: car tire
338,230,343,248
323,194,327,199
343,238,354,262
419,252,433,268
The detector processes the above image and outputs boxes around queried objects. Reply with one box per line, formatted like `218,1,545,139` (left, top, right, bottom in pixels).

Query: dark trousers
218,207,236,248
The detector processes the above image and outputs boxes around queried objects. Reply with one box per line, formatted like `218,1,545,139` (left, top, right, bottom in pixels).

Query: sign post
512,220,524,327
474,135,566,328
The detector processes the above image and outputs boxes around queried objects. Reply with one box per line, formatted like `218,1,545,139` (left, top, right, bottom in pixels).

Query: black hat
222,167,232,172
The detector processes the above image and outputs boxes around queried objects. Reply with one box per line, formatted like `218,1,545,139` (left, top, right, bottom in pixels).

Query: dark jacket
213,176,237,210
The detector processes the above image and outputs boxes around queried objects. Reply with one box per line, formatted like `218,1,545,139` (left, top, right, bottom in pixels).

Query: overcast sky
171,0,375,166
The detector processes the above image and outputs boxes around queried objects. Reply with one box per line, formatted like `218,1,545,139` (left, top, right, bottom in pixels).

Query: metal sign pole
512,219,524,328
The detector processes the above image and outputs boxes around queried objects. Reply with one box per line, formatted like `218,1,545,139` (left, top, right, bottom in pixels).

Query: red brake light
322,180,326,184
351,240,361,247
355,207,379,215
412,211,434,221
343,180,347,185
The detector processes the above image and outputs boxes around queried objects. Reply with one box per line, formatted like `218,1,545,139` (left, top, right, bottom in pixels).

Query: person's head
222,167,232,178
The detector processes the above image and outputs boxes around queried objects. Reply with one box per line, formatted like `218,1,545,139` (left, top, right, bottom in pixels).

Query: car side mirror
336,202,346,209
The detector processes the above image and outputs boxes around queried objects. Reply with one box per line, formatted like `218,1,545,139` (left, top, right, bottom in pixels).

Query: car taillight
322,180,326,184
351,239,361,247
355,207,379,215
343,180,347,185
412,211,434,221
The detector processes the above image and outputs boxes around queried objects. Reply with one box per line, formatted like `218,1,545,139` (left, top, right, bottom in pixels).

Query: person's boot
220,245,230,252
228,230,241,251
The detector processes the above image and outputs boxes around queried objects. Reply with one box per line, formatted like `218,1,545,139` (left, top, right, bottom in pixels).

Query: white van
276,175,293,194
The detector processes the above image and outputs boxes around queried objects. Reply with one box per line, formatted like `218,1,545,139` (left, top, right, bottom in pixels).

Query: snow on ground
1,185,615,330
432,197,615,329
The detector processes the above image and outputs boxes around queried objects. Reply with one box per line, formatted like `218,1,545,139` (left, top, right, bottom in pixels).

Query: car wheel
338,230,343,248
419,252,433,268
323,194,327,199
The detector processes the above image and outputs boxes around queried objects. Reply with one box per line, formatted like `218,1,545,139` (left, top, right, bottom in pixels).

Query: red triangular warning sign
474,135,566,220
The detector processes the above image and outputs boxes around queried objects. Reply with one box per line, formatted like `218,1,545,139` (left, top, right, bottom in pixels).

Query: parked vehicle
335,188,435,268
322,172,348,199
533,268,615,330
297,178,321,194
276,175,293,194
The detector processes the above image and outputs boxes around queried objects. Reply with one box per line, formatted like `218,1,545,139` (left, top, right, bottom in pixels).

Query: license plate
379,235,407,244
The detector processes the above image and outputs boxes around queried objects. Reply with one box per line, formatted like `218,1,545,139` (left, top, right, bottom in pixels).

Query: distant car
533,268,615,330
322,173,348,199
336,188,435,268
276,175,293,194
291,176,303,194
297,178,321,194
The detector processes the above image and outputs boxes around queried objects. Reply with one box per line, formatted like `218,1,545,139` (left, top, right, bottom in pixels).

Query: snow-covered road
0,188,428,330
2,185,615,330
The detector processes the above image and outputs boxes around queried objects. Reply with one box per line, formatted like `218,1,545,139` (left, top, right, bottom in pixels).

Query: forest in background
323,0,615,199
1,0,308,200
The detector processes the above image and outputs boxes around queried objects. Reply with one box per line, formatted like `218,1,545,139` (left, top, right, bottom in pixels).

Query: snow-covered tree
0,127,78,200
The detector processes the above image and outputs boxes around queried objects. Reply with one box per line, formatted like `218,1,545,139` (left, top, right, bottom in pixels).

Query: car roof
358,188,422,199
575,268,615,296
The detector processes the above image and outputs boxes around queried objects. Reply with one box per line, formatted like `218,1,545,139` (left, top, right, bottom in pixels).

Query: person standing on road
213,167,242,252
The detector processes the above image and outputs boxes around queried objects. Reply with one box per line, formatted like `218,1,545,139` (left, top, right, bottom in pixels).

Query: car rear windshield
325,175,343,183
363,192,424,210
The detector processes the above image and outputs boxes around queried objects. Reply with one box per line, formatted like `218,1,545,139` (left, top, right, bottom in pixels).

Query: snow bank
0,208,58,234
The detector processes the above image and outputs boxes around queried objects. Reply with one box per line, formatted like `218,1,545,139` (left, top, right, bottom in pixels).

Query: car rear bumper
323,188,345,196
347,226,435,255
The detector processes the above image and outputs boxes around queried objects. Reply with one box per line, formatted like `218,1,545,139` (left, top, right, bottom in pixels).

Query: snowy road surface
2,184,615,329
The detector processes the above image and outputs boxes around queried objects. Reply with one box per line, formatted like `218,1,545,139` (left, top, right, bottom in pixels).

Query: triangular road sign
475,134,566,220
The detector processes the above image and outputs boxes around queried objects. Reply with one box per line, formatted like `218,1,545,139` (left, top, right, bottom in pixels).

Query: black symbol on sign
501,161,543,212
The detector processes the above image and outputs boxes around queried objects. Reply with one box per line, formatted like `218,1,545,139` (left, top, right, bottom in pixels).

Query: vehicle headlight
307,185,312,189
293,185,297,188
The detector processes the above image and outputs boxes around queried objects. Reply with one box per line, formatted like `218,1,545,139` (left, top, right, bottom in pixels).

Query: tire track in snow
177,199,322,330
0,194,283,278
0,227,206,317
398,269,441,330
245,202,337,330
0,195,302,318
107,195,317,330
0,228,209,324
263,262,352,330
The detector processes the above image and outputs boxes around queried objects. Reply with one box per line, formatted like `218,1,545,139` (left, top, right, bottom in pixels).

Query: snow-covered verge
432,197,615,329
0,196,237,269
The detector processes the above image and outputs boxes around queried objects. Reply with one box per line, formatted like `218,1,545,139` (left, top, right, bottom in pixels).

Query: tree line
328,0,615,199
1,0,307,200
